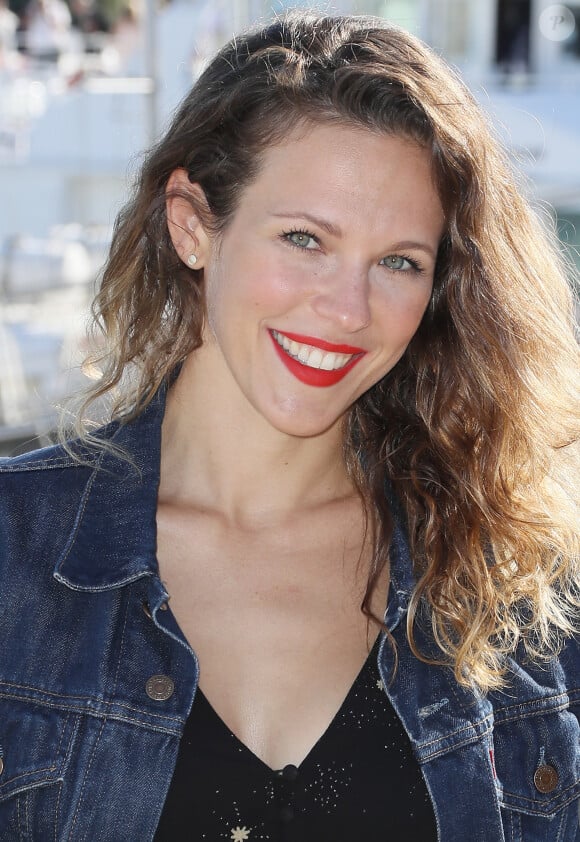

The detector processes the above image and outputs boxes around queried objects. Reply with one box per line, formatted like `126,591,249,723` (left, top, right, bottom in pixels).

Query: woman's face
181,122,444,438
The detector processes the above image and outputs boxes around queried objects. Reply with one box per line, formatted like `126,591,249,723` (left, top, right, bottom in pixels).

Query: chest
155,501,386,768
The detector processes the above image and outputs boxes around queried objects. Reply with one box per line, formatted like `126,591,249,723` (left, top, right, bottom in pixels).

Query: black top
154,637,437,841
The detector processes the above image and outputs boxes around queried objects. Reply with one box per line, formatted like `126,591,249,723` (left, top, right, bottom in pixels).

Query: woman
0,12,578,842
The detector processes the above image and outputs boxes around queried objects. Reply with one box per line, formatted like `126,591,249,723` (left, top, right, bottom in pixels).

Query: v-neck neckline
192,634,383,775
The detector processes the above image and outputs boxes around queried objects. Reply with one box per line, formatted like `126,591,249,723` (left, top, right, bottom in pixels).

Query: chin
267,402,347,439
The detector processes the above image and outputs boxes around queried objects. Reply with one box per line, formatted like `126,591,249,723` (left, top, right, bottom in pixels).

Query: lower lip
269,332,365,387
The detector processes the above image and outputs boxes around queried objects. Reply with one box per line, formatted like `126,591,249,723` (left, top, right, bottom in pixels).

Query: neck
159,351,356,527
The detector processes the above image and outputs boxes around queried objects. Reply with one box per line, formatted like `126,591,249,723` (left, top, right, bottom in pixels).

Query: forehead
233,121,444,242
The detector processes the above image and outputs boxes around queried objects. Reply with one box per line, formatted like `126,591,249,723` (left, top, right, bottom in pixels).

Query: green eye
381,255,407,270
379,254,421,272
286,231,317,249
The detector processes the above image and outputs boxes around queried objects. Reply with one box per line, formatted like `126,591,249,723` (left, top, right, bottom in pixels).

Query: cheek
204,251,300,342
237,256,308,315
374,285,432,341
203,257,239,344
406,296,432,336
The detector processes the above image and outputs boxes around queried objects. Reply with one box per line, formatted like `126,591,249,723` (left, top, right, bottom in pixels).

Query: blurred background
1,0,579,454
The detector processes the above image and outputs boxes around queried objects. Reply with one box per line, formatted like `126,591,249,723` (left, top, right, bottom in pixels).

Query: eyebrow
389,240,438,260
270,211,438,260
270,211,343,238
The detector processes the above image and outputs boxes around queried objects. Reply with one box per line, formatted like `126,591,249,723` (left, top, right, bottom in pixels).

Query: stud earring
187,253,198,267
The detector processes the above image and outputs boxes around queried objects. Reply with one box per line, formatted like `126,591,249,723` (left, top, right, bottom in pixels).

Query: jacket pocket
493,704,579,842
0,695,78,841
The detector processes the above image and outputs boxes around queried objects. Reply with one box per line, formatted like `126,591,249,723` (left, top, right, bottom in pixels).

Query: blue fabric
0,388,578,841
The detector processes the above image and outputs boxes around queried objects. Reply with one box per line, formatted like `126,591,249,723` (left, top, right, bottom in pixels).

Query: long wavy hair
79,12,579,692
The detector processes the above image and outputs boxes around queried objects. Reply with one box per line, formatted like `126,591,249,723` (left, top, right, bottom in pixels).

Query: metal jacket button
145,674,175,701
0,758,4,775
533,764,559,794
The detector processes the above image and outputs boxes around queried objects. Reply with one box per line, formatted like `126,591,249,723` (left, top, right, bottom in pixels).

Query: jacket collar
53,389,166,591
383,487,415,631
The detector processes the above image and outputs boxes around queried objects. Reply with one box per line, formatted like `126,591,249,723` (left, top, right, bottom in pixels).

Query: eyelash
281,228,320,249
382,253,425,274
281,229,425,274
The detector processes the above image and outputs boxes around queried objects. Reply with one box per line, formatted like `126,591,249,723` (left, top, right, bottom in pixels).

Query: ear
166,168,211,269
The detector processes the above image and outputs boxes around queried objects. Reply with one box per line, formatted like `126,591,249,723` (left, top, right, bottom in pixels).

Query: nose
310,266,371,333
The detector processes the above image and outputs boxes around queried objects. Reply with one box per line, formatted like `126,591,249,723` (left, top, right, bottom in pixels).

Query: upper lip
271,330,365,355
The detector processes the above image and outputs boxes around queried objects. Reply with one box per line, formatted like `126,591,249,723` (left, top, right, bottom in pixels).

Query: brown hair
80,11,579,691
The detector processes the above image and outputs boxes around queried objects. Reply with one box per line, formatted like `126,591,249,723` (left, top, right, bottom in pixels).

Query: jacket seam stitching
0,457,84,472
0,685,183,724
494,700,570,725
500,789,580,816
111,591,130,698
0,694,182,735
416,716,493,751
67,718,106,842
501,778,580,806
418,722,494,760
54,459,102,574
492,692,569,716
0,692,183,733
53,780,63,842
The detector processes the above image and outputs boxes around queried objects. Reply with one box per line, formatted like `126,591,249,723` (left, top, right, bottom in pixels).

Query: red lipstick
276,331,365,355
269,330,366,388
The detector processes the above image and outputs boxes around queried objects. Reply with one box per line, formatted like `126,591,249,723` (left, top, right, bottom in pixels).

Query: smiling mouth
270,330,362,371
269,329,366,388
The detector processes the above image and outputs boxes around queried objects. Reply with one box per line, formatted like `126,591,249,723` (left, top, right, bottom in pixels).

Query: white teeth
320,353,337,371
271,330,355,371
308,349,323,368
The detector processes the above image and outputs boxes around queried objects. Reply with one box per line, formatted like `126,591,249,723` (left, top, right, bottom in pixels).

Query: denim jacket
0,390,578,841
